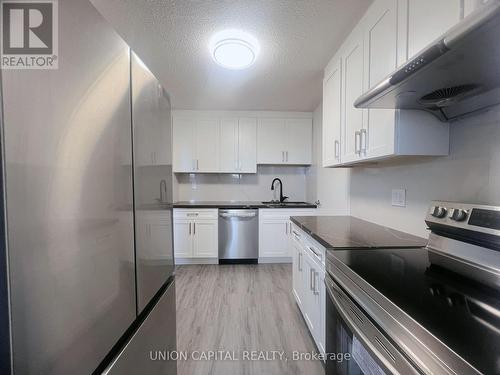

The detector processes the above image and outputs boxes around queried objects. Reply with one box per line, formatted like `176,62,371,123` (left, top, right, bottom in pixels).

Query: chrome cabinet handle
334,140,340,160
310,268,314,291
298,252,302,271
187,213,199,217
282,151,285,162
196,159,199,170
360,129,367,154
355,131,361,155
292,230,301,239
286,151,289,162
189,222,191,235
313,271,319,295
193,222,196,235
308,246,322,262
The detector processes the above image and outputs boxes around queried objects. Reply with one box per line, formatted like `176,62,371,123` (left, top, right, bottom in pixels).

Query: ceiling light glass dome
209,30,260,70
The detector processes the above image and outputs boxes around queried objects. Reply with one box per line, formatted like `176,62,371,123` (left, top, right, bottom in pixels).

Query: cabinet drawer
291,224,326,268
259,208,316,220
173,209,218,220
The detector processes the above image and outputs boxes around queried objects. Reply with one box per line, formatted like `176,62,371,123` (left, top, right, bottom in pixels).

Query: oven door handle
324,277,419,375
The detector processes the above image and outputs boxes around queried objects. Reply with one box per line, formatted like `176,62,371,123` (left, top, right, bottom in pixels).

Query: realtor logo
1,0,58,69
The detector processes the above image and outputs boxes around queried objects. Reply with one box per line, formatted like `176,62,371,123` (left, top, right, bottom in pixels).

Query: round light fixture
209,30,260,70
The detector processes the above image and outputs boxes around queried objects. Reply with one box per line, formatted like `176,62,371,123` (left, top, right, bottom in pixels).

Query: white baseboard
175,257,218,265
258,257,292,264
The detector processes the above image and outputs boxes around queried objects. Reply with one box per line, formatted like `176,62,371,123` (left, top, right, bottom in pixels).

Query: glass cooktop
329,247,500,374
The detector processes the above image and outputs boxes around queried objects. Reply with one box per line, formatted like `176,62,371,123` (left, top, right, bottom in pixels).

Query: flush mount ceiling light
209,29,260,70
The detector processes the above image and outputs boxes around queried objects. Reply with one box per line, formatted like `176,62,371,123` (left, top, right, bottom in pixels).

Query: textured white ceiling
91,0,372,111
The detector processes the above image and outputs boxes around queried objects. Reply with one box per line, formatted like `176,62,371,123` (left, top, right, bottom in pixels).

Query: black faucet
271,178,289,203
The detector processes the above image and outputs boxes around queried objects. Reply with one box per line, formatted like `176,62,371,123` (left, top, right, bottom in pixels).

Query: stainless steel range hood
354,0,500,121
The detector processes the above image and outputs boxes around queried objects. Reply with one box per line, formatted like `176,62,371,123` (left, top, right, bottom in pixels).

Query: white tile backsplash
349,106,500,237
175,165,308,202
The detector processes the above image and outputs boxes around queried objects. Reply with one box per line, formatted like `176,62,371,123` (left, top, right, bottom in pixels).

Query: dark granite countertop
173,201,317,209
136,203,172,211
290,216,427,250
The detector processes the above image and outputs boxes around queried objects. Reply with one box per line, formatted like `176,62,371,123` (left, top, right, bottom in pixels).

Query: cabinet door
285,119,312,164
220,118,239,172
316,271,326,354
149,219,173,259
407,0,461,59
292,240,305,308
195,119,220,172
192,220,218,257
342,30,364,163
173,118,196,172
173,219,192,258
322,59,342,167
303,252,322,347
153,86,172,165
259,219,289,257
238,118,257,173
301,253,315,333
363,0,397,159
257,118,286,164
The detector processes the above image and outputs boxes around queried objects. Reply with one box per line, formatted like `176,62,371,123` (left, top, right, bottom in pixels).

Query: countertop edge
290,216,427,250
173,203,317,209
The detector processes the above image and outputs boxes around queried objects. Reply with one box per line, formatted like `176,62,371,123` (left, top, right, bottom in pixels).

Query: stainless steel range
325,201,500,375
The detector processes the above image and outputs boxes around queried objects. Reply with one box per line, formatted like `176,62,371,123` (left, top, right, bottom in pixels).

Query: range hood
354,0,500,121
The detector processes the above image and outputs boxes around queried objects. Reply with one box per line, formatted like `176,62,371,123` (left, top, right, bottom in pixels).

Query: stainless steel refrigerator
0,0,176,374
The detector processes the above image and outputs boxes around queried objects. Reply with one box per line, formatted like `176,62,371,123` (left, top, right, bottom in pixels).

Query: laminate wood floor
175,264,325,375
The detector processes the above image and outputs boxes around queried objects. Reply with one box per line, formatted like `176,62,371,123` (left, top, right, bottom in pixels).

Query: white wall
306,103,350,215
175,166,308,202
350,107,500,238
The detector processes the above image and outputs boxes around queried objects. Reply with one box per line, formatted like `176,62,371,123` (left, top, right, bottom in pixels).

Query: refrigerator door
131,52,175,313
1,0,136,373
103,280,177,375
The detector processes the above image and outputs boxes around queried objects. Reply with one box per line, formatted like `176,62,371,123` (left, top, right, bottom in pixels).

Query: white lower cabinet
291,224,326,355
137,211,173,259
173,209,218,263
258,209,316,261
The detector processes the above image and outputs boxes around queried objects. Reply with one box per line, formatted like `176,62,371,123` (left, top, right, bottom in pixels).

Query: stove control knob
450,209,468,222
431,206,447,218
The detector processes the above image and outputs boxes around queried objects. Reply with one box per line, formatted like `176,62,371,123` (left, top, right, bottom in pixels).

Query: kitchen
0,0,499,374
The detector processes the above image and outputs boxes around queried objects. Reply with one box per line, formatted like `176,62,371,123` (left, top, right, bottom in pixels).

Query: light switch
391,189,406,207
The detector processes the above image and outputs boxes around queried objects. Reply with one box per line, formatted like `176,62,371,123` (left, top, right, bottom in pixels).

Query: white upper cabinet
257,117,312,165
341,28,365,164
173,117,220,173
285,119,312,164
405,0,461,60
220,117,257,173
174,112,310,173
195,119,220,172
220,118,239,172
173,118,196,172
238,118,257,173
322,58,342,167
362,0,398,159
257,118,286,164
322,0,453,167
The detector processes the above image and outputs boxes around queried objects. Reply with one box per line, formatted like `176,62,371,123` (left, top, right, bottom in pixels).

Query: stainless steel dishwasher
218,209,259,264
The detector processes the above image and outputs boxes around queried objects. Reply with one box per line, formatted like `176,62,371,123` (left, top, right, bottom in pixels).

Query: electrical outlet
391,189,406,207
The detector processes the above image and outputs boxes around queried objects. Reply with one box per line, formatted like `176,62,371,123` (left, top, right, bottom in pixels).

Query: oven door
325,275,421,375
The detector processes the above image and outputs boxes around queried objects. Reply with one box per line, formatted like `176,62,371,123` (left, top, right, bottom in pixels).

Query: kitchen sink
262,201,311,207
